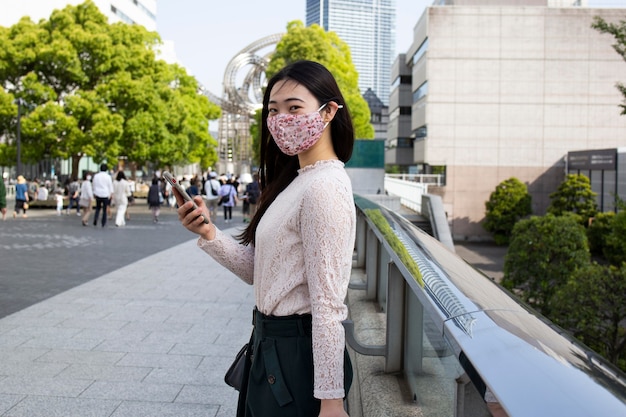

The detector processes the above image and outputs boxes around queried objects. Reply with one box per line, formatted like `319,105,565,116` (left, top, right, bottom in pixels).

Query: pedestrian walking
13,175,29,219
92,164,114,228
54,189,65,216
66,177,81,216
0,178,6,221
218,178,237,223
147,176,162,223
112,171,131,227
244,173,260,222
79,174,94,226
173,60,355,417
204,171,221,217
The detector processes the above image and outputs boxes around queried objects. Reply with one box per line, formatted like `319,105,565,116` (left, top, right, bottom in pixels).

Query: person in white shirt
37,183,49,201
112,170,131,227
91,164,114,228
174,61,355,417
203,171,221,217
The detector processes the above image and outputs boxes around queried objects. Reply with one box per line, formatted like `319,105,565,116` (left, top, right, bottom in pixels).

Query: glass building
306,0,396,105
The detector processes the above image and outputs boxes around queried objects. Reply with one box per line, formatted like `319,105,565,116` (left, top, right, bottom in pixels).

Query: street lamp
14,98,26,177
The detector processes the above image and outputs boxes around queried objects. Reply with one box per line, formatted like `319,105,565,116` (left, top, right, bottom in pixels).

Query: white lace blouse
197,159,356,399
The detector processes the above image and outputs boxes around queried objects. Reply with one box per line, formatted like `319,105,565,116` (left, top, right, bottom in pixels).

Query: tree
602,210,626,266
502,214,590,316
483,177,532,245
587,211,615,257
0,1,220,178
592,16,626,115
547,174,597,223
0,86,18,167
266,20,375,140
551,262,626,372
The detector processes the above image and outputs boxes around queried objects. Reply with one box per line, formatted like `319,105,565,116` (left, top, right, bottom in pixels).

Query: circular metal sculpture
205,33,283,175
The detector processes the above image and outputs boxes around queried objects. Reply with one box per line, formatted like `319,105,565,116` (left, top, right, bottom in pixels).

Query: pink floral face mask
267,104,329,156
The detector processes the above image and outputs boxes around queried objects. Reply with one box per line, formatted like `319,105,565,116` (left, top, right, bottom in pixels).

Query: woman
174,60,355,417
79,174,94,226
112,171,130,227
218,178,238,223
13,175,29,219
147,177,162,223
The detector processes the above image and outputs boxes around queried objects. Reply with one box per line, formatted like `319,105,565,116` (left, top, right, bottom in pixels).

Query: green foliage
547,174,597,223
587,211,616,256
483,177,532,245
385,165,402,174
552,262,626,372
502,214,590,316
603,210,626,266
250,109,261,168
592,16,626,115
364,209,423,287
267,20,375,140
0,0,220,177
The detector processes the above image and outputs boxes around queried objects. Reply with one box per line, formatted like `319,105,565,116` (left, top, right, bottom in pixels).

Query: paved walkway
0,223,254,417
0,201,506,416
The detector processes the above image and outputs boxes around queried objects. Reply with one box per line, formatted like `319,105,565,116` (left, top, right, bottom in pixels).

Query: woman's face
267,79,320,117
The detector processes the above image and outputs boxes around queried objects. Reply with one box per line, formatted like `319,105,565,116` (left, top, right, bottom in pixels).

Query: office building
306,0,396,105
0,0,156,32
387,1,626,239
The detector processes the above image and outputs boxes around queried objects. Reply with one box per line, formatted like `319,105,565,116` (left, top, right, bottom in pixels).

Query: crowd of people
0,167,261,226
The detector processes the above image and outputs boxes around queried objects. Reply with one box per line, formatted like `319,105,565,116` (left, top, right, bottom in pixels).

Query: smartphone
162,171,210,224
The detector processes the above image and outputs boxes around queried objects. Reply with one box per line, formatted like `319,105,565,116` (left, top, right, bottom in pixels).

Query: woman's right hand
173,189,216,241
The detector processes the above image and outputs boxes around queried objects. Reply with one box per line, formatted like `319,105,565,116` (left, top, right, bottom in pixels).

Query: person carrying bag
173,61,355,417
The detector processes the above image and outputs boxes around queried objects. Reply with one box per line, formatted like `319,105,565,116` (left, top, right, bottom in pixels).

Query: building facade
0,0,156,32
306,0,396,105
387,2,626,239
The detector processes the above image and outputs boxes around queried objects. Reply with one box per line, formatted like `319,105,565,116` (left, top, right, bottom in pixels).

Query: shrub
547,174,597,224
552,262,626,372
603,210,626,266
587,211,615,257
502,213,590,316
483,177,532,245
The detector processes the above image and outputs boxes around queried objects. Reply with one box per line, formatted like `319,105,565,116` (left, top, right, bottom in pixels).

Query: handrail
345,194,626,417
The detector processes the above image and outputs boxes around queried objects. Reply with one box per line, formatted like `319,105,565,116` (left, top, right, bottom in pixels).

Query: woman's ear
323,101,342,123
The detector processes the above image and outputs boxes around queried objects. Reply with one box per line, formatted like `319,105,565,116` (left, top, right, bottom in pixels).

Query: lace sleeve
301,176,356,399
197,227,254,285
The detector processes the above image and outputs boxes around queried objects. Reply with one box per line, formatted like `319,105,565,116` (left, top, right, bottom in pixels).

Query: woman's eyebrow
268,97,305,105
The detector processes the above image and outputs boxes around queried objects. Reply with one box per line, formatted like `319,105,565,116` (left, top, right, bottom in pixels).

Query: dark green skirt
237,308,353,417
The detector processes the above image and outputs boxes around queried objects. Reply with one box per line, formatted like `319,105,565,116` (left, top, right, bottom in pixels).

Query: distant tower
306,0,395,105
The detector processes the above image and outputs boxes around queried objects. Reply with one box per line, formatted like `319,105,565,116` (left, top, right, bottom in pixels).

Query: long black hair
238,60,355,246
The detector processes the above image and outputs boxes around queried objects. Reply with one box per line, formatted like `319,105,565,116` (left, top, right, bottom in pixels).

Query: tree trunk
71,154,82,180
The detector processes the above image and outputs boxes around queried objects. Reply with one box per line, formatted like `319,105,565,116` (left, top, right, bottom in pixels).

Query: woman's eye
268,108,277,114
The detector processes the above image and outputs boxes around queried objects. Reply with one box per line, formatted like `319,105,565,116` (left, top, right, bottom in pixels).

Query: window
398,138,414,148
412,38,429,65
413,81,428,102
414,125,427,139
110,5,134,24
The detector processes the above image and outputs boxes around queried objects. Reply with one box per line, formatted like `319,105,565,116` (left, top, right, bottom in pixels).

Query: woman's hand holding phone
171,187,216,240
162,172,215,240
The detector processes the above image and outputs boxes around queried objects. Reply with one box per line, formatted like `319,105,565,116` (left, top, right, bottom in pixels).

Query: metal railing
344,195,626,417
383,176,431,213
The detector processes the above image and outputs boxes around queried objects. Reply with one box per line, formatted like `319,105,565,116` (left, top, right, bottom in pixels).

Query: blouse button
268,375,276,384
